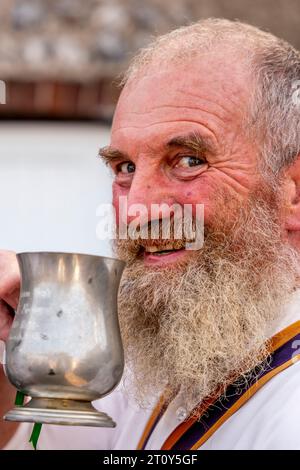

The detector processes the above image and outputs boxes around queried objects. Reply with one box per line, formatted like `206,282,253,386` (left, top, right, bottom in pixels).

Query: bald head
120,18,300,176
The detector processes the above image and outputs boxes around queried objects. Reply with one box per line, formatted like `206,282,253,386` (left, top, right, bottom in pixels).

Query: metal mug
4,252,125,427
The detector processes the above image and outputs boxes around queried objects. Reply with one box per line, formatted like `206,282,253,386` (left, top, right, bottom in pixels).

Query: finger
0,300,14,342
0,251,20,309
2,287,20,310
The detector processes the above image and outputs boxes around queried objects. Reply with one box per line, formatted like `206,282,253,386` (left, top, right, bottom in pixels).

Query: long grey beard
116,193,300,412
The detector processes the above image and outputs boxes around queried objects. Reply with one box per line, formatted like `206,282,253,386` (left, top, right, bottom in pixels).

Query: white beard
116,190,300,412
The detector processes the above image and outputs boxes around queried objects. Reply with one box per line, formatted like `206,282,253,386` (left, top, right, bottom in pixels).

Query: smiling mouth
143,244,185,256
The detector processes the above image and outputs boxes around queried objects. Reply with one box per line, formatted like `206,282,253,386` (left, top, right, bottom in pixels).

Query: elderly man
1,18,300,450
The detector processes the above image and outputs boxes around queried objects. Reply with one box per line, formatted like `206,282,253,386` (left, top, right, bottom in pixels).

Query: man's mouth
144,244,184,256
141,242,190,265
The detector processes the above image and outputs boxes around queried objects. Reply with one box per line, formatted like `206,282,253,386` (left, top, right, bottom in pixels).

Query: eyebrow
98,146,130,165
166,132,216,154
98,131,216,165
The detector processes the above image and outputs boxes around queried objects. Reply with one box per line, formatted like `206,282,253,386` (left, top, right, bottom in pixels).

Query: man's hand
0,251,20,342
0,251,21,448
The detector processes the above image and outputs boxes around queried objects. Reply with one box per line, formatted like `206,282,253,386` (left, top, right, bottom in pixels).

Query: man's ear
284,155,300,248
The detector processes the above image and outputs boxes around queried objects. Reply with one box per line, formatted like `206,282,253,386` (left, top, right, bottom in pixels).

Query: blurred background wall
0,122,112,255
0,0,300,257
1,0,300,121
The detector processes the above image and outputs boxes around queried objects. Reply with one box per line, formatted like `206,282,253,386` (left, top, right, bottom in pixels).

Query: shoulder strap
137,321,300,450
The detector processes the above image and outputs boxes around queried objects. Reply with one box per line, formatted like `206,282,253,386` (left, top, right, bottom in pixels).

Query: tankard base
4,397,116,428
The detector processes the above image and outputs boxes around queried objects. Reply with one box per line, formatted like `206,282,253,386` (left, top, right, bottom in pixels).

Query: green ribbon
14,391,42,450
14,390,25,406
29,423,43,450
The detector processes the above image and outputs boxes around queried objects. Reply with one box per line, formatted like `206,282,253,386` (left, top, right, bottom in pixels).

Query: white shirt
4,290,300,450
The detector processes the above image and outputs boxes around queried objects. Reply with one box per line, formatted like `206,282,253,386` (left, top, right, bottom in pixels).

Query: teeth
145,244,178,253
145,246,159,253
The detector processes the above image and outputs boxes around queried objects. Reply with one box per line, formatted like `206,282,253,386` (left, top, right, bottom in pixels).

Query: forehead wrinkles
113,63,250,137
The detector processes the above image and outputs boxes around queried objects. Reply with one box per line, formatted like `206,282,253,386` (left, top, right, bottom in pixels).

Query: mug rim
16,251,125,266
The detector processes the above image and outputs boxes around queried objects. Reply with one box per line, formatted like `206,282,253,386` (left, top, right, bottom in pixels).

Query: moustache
115,217,200,259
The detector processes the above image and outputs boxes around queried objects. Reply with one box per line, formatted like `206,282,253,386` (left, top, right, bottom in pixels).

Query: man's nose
126,170,175,225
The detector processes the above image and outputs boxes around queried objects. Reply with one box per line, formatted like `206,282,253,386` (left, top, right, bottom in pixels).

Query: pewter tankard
4,252,125,427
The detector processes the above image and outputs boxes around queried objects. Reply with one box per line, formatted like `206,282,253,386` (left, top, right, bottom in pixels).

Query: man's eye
176,156,206,168
117,162,136,174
